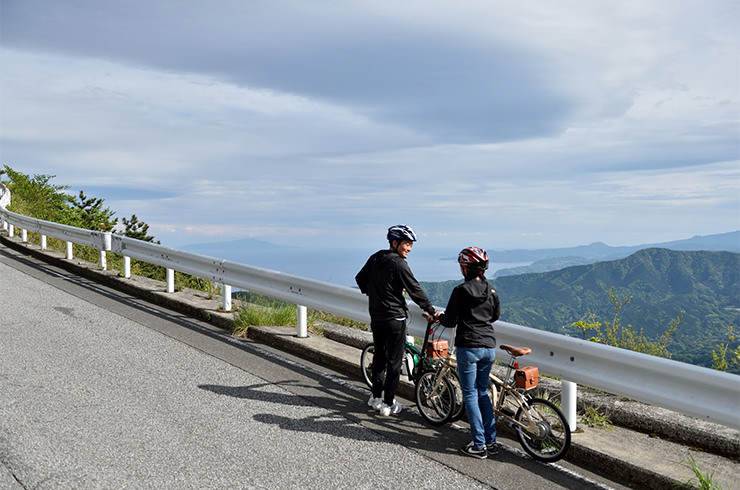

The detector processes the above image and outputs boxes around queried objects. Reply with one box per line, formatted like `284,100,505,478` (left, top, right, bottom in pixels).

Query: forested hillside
421,248,740,372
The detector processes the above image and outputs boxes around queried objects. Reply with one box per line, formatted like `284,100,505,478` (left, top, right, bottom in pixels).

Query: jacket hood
462,277,491,301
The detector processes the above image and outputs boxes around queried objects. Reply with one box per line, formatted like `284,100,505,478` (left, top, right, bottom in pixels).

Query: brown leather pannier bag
515,366,539,389
425,340,449,358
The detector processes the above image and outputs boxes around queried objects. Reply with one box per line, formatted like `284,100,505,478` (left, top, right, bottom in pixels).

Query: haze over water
186,244,529,287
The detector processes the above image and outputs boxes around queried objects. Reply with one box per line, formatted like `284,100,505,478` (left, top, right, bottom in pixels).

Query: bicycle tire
514,397,571,462
360,343,376,389
446,368,465,423
415,370,456,426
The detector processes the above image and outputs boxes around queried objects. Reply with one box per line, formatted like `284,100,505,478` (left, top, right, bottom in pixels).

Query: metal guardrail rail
2,184,739,430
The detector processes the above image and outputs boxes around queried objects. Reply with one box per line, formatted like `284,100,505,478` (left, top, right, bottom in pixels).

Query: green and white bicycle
360,320,464,424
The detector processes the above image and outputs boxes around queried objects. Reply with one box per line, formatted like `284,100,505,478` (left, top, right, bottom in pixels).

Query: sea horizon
180,244,530,288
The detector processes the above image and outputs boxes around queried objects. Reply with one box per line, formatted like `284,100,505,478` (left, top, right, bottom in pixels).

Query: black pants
370,318,406,405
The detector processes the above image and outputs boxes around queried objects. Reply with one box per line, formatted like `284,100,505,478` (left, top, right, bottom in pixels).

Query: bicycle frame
414,326,462,425
489,369,537,432
408,320,449,381
489,351,556,443
427,324,457,380
361,320,445,390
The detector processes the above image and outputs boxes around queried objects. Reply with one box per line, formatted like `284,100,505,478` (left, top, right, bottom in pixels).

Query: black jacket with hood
440,276,500,348
355,249,435,322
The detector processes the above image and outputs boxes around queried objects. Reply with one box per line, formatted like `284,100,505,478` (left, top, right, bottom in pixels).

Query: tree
121,214,159,243
573,285,683,358
711,327,740,372
3,165,228,295
1,165,71,221
63,190,118,231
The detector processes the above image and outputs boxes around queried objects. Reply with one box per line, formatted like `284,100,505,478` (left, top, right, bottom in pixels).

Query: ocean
199,246,530,287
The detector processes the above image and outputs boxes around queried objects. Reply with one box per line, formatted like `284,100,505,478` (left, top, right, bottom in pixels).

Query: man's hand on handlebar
422,311,445,322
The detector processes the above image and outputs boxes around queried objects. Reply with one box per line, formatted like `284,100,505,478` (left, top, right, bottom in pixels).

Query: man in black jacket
355,225,436,416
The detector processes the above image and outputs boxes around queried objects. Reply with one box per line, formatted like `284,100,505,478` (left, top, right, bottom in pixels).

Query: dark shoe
485,442,499,456
460,442,487,459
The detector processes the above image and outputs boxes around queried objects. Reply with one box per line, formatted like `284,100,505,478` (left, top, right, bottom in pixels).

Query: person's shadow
197,380,460,455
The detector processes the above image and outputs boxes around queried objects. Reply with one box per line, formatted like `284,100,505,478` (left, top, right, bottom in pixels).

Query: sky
1,0,738,255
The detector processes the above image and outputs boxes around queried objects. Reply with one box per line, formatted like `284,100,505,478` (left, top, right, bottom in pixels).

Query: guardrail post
166,268,175,293
222,284,232,312
99,232,111,271
297,305,308,338
123,256,131,278
561,380,578,431
21,229,27,243
8,224,13,237
41,234,47,250
66,241,73,260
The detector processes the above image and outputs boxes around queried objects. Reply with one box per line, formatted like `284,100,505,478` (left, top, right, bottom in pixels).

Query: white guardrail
2,184,739,430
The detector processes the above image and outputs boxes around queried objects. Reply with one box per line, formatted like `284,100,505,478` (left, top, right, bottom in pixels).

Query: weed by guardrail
231,291,368,337
233,301,298,335
580,407,613,431
682,454,725,489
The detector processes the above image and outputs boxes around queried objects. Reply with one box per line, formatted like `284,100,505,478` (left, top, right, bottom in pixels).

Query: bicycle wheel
360,344,376,389
446,369,465,423
514,397,571,462
415,370,455,426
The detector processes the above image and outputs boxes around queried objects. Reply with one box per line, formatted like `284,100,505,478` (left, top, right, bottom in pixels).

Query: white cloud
1,0,737,252
1,48,424,185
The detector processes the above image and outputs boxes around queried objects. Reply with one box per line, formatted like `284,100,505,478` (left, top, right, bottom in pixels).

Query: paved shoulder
0,260,490,489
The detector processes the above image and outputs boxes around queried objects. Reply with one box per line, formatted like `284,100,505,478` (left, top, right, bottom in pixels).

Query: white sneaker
367,395,383,410
379,400,403,416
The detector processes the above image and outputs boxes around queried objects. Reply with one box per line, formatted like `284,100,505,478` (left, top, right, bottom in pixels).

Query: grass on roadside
233,301,298,336
231,291,368,337
680,454,725,490
580,406,613,431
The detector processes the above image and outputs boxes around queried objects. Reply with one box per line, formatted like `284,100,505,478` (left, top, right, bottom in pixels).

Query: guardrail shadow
196,380,609,488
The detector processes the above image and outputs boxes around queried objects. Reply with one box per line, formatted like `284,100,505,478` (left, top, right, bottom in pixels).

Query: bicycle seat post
503,354,517,384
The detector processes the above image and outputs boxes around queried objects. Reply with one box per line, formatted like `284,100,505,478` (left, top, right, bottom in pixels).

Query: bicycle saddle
500,344,532,357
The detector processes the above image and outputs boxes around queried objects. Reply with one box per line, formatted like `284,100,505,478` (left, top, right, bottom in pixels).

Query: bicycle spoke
415,371,455,426
514,398,571,462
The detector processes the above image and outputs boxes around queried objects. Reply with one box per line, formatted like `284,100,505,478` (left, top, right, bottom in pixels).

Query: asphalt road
0,245,630,489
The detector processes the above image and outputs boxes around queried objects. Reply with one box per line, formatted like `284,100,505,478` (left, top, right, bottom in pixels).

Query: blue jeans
456,347,496,449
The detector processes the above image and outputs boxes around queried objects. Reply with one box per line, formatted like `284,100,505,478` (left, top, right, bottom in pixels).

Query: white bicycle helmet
387,225,417,243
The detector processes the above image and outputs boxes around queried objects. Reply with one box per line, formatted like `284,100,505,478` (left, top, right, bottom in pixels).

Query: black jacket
355,249,435,321
440,276,500,348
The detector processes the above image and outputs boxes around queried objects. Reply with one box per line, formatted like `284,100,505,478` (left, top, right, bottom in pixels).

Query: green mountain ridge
491,230,740,277
420,248,740,372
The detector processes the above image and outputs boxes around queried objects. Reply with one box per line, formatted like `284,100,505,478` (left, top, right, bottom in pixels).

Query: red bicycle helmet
458,246,489,271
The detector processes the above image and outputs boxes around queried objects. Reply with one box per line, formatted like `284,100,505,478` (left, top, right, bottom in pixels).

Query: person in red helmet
435,246,500,459
356,225,436,417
